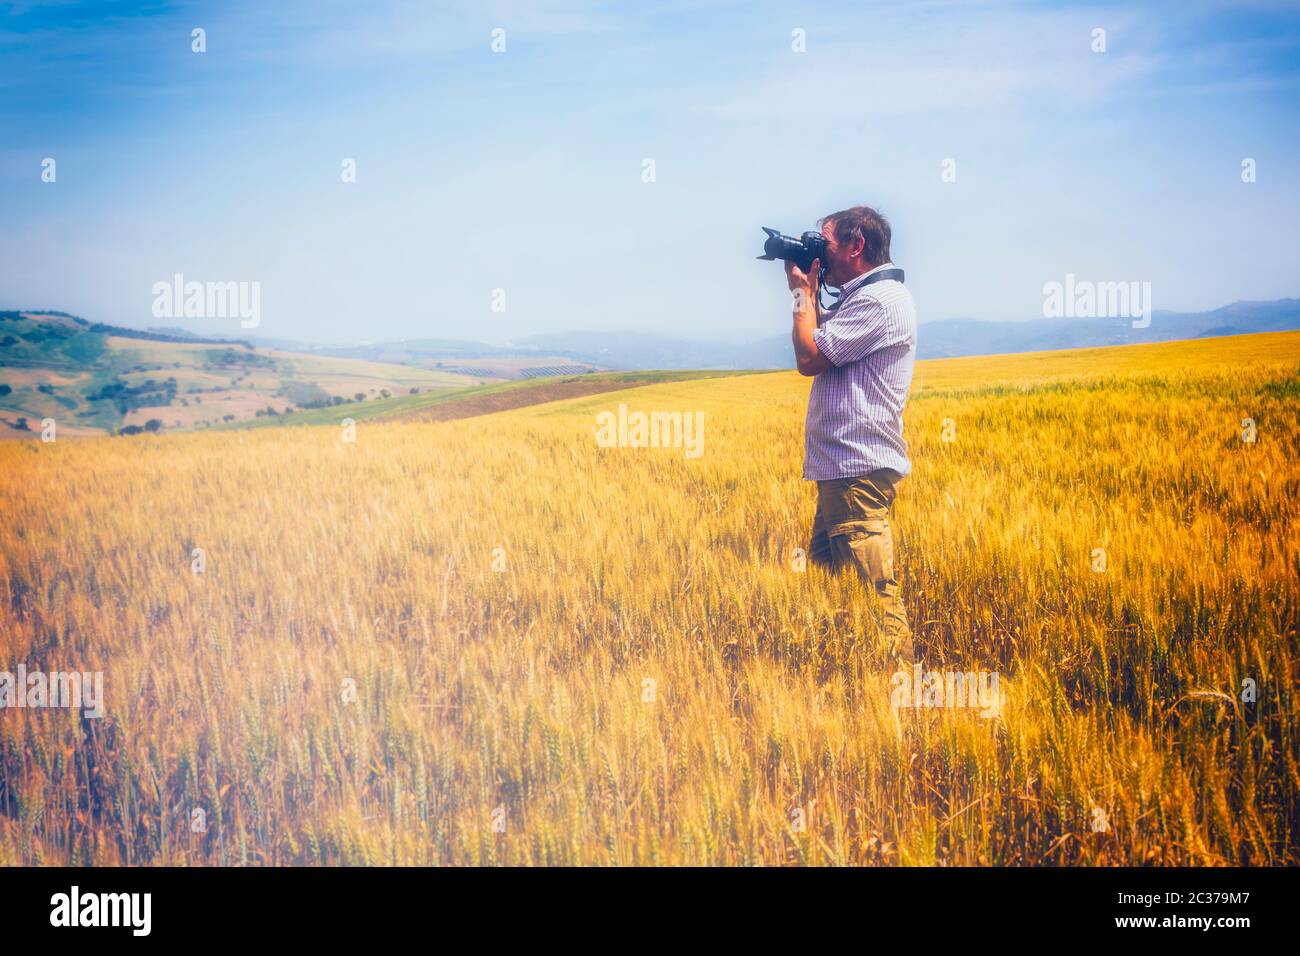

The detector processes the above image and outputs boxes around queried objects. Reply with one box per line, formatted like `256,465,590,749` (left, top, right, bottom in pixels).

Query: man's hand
785,257,820,297
788,257,831,376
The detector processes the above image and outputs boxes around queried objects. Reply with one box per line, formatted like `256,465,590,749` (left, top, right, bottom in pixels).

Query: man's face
820,221,859,287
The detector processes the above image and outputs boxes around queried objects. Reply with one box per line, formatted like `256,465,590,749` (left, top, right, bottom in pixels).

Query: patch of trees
87,377,178,414
296,394,350,410
203,348,276,369
117,419,162,436
277,380,330,408
16,326,76,344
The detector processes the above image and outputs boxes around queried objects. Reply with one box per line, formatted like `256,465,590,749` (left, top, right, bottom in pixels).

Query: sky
1,0,1298,345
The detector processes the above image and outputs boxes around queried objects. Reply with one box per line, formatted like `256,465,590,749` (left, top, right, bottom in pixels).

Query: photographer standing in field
785,206,917,663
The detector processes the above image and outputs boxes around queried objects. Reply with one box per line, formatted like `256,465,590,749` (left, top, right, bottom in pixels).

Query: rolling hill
0,311,490,438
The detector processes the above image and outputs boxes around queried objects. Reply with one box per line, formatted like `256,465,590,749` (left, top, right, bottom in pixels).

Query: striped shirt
804,262,917,481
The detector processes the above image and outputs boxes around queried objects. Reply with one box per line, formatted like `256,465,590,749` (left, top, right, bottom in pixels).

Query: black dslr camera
757,225,838,309
756,226,827,272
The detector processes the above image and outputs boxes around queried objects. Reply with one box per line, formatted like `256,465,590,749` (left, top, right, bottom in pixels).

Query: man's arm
786,257,832,377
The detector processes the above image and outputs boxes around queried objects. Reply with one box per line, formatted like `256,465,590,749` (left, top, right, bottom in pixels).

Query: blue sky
2,0,1298,344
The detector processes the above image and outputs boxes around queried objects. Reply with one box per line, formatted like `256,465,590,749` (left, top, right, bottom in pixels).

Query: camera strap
860,268,904,285
820,267,904,310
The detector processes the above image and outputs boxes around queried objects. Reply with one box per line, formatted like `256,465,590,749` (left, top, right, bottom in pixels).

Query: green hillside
0,311,487,438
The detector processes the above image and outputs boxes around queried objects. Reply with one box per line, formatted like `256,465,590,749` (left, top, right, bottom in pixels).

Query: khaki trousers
809,469,914,661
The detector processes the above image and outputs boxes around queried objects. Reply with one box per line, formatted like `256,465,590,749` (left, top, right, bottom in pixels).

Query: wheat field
1,332,1297,866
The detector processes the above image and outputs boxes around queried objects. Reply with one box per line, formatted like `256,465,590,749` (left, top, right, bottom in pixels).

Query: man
785,205,917,663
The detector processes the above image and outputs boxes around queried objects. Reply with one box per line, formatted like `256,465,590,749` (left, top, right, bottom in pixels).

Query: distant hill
914,299,1300,359
0,311,487,438
512,299,1300,369
284,339,607,380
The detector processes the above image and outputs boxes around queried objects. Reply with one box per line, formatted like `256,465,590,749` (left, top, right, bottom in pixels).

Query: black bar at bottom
0,865,1288,942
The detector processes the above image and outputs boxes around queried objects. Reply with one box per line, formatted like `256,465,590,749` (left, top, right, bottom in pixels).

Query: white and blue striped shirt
804,262,917,481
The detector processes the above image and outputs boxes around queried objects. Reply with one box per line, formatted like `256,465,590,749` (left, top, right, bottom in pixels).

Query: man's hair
818,206,891,266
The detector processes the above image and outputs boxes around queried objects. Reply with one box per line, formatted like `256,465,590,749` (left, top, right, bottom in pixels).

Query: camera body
756,226,827,272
